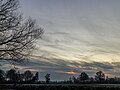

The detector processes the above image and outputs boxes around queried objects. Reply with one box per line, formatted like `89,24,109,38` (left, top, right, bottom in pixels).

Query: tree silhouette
78,72,89,83
17,71,24,82
95,71,105,82
45,73,50,84
24,70,33,81
0,69,5,82
72,76,78,84
32,72,39,82
35,72,39,81
6,69,18,82
0,0,43,62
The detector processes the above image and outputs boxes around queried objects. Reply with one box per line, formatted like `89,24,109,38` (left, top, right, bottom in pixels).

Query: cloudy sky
3,0,120,80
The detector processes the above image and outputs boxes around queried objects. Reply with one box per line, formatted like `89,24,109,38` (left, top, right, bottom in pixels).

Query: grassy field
0,84,120,90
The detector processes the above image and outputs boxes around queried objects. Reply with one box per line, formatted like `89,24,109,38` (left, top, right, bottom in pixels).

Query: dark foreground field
0,84,120,90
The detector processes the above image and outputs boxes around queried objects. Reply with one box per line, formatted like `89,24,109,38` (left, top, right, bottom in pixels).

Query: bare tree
0,0,43,62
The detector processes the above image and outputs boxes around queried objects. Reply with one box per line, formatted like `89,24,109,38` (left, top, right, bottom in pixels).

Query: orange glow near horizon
105,73,115,78
66,71,77,75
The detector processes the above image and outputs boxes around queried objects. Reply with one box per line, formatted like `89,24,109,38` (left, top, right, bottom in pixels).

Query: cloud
1,56,120,80
15,0,120,80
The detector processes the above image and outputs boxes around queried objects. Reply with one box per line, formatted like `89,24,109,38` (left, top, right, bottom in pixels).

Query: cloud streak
14,0,120,80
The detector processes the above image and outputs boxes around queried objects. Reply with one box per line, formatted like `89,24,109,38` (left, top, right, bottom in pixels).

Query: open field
1,84,120,90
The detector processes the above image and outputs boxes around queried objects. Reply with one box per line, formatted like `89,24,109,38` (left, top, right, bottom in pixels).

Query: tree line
0,69,51,84
67,71,120,84
0,69,120,84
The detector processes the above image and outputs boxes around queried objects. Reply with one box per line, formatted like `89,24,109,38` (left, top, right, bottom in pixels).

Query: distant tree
78,72,89,83
32,72,39,82
35,72,39,80
19,73,24,82
0,69,5,82
106,76,109,83
89,77,94,83
72,76,78,84
45,73,50,84
17,71,23,82
24,70,33,81
6,69,18,82
69,77,73,84
0,0,43,62
95,71,105,82
35,72,39,81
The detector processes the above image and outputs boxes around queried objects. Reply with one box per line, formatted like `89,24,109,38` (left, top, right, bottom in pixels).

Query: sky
2,0,120,80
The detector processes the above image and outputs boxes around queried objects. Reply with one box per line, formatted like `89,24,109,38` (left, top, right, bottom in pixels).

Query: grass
0,84,120,90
